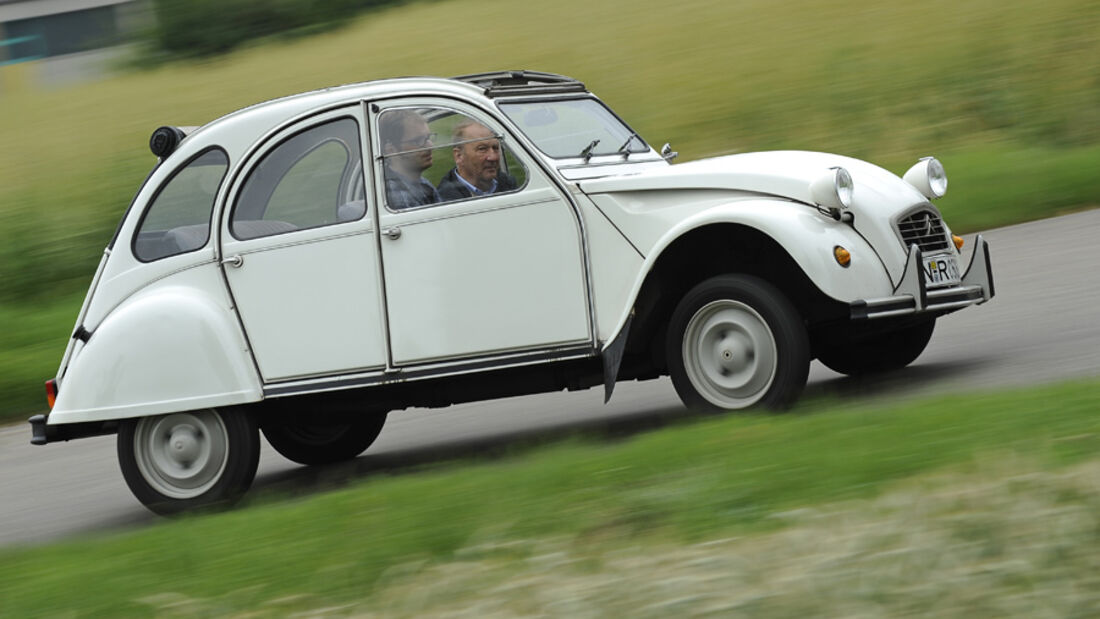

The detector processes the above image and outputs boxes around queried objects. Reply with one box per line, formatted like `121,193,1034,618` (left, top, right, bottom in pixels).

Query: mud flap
601,312,633,403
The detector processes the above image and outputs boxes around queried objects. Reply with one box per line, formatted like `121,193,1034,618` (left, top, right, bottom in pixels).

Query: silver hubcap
682,300,778,409
133,410,229,499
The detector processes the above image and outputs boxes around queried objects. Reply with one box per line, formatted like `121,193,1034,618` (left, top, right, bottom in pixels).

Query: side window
232,117,364,240
378,107,527,211
133,149,228,262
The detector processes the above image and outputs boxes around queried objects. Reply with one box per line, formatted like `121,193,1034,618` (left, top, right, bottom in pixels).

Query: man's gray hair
452,119,490,144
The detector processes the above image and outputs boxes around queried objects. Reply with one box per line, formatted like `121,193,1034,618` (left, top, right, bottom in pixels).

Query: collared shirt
436,168,517,202
454,172,498,197
384,165,440,210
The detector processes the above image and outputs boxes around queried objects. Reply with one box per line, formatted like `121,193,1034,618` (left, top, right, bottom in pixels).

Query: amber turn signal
45,379,58,409
952,234,964,250
833,246,851,267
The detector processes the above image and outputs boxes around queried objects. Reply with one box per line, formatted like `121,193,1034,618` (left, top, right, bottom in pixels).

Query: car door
370,100,593,366
220,108,387,382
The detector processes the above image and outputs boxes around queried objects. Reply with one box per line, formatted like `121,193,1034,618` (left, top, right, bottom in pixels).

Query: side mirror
661,143,678,161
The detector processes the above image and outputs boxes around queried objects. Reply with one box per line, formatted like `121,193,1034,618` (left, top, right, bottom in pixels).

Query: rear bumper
28,414,117,445
851,235,994,321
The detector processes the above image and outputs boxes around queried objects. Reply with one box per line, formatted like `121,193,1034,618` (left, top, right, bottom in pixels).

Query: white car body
30,71,994,513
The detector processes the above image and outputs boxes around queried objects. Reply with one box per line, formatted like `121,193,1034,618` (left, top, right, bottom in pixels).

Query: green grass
933,146,1100,232
1,380,1098,615
266,457,1100,616
0,291,85,419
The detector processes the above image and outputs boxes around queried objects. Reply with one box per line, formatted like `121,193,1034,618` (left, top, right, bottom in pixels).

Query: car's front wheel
816,319,936,376
667,275,810,412
261,414,388,466
117,408,260,516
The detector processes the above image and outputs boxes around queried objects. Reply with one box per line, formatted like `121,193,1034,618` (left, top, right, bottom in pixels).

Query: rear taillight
45,379,58,409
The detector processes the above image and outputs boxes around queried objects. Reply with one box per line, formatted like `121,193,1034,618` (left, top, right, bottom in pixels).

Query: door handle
221,254,244,268
383,227,402,240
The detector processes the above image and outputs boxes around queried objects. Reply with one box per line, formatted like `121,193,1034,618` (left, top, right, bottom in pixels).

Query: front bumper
850,234,994,320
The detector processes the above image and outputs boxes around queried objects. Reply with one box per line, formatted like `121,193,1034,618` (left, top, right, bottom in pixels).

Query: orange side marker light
45,379,58,409
834,246,852,267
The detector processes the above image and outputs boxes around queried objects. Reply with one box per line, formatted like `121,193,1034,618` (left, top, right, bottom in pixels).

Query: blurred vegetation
1,380,1099,614
143,0,400,60
1,0,1099,418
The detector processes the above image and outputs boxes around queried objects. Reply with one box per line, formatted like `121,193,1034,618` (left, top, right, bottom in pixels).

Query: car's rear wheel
117,408,260,516
667,275,810,412
261,413,388,466
816,319,936,376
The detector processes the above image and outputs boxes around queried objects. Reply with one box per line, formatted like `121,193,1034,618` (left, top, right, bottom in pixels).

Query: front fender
592,195,896,346
49,268,262,425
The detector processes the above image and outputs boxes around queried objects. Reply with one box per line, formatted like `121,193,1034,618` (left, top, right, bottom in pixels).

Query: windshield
500,98,649,159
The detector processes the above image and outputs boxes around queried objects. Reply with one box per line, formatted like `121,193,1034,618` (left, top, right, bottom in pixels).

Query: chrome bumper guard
851,235,994,320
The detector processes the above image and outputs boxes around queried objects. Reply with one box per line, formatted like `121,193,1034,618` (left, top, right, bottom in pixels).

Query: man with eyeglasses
436,120,517,202
379,110,440,209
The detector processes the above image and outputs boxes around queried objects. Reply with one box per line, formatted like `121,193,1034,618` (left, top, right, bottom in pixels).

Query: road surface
2,210,1098,548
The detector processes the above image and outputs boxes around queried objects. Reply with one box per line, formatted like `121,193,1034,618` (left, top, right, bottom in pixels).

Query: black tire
816,319,936,376
117,408,260,516
667,274,810,412
261,413,387,466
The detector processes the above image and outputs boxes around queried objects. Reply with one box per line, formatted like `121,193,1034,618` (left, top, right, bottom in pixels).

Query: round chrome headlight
835,167,854,207
903,157,948,199
810,166,854,211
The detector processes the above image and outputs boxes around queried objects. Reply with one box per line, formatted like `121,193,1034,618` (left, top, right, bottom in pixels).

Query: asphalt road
2,210,1098,548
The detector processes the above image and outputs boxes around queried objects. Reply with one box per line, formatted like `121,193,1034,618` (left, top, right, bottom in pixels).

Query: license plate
922,253,961,287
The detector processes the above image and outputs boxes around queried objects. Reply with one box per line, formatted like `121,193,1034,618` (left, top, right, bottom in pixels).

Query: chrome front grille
897,209,950,252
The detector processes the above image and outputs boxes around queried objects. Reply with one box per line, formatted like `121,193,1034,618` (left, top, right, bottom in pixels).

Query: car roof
166,71,590,162
225,71,587,116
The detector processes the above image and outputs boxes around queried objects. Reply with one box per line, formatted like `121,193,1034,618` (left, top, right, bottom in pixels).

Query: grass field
1,0,1098,416
1,380,1098,616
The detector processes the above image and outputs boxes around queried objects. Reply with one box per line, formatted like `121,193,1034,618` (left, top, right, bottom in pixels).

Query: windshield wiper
579,139,600,163
616,132,640,158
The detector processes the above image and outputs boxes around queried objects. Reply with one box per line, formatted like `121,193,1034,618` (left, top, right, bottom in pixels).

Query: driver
379,110,440,209
436,120,516,201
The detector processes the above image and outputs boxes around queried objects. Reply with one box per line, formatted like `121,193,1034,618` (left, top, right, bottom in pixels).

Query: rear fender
48,269,261,425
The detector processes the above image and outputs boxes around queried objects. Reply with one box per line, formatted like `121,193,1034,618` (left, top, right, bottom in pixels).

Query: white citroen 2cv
30,71,994,514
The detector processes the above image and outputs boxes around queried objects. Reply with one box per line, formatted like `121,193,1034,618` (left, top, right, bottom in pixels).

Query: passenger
379,110,440,209
436,120,517,201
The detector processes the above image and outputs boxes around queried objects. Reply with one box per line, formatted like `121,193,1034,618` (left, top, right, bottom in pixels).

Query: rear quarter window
132,149,229,262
